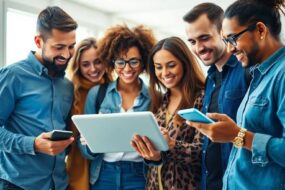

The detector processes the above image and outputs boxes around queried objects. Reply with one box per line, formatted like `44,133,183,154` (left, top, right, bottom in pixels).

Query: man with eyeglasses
183,3,250,190
189,0,285,189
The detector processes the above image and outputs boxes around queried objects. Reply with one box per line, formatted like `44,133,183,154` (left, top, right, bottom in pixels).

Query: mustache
198,48,212,55
54,55,69,61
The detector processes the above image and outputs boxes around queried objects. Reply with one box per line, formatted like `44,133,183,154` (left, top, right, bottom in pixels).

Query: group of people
0,0,284,190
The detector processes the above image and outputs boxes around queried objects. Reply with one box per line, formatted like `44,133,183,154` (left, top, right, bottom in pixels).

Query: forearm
0,127,36,155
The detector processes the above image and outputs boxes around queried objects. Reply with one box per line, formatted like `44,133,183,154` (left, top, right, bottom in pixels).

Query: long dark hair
147,36,205,115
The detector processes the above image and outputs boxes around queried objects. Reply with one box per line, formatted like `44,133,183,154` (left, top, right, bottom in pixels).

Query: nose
162,67,169,76
226,43,236,54
196,41,205,54
90,63,96,72
123,62,132,71
62,48,71,59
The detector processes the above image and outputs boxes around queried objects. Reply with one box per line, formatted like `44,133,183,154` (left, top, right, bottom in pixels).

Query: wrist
232,127,247,148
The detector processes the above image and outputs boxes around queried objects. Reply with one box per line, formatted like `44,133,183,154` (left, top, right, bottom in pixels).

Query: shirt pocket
224,89,246,119
225,89,245,100
246,96,269,123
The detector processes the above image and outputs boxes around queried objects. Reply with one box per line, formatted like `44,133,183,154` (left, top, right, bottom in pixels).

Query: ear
255,22,268,40
34,35,43,48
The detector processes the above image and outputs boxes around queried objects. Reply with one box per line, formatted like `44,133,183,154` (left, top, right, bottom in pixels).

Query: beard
42,55,69,77
245,40,260,68
41,45,70,77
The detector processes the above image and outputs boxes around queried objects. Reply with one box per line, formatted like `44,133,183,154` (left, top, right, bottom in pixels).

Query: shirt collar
207,54,238,75
28,51,47,76
254,46,285,75
108,78,149,98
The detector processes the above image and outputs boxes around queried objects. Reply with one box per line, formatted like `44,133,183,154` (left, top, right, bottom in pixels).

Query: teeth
123,73,133,78
163,77,174,83
90,72,99,77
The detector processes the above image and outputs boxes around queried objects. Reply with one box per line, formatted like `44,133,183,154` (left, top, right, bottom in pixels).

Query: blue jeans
0,179,23,190
91,161,146,190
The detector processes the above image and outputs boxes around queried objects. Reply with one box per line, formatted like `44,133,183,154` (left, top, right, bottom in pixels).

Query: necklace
165,109,174,126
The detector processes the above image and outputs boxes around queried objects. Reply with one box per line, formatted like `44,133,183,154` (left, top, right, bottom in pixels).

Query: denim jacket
201,55,249,190
78,79,150,185
223,46,285,190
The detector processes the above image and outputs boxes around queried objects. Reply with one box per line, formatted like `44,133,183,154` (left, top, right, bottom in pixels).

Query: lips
122,72,135,80
234,51,244,62
198,49,212,61
163,76,175,85
89,71,100,78
55,57,67,65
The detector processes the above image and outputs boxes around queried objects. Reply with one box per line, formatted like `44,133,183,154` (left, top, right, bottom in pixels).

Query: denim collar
207,54,238,75
252,46,285,76
207,54,238,80
28,51,47,76
107,78,149,98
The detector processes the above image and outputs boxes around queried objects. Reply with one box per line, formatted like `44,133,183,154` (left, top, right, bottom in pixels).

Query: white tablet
71,112,169,153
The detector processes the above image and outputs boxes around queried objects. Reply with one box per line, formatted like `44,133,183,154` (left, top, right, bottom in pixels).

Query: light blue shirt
0,52,73,190
223,46,285,189
79,79,150,184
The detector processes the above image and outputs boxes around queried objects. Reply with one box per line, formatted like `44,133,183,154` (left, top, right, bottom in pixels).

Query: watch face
233,137,244,148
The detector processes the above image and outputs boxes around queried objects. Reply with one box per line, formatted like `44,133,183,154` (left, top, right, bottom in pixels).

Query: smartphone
177,108,214,123
49,130,73,141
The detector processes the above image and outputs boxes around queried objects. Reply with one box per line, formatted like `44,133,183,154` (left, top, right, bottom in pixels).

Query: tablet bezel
72,111,169,153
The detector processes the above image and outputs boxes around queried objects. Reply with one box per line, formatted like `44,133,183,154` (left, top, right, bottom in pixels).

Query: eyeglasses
113,58,141,69
222,23,256,47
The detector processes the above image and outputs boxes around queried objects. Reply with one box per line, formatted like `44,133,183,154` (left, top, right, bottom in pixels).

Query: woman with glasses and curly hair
190,0,285,189
66,37,112,190
131,36,205,190
78,24,156,190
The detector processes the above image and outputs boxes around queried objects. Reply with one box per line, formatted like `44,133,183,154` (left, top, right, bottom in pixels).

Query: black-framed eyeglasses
222,23,256,47
113,58,141,69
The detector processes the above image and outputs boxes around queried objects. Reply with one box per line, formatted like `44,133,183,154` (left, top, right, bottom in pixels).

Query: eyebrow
188,34,210,41
154,60,176,65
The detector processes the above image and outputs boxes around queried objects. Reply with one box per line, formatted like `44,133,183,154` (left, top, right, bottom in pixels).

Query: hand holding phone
49,130,73,141
177,108,214,123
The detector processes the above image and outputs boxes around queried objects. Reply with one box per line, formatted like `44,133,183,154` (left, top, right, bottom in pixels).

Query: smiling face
185,14,226,66
153,49,183,90
222,18,259,68
79,47,105,83
36,28,76,76
114,47,143,85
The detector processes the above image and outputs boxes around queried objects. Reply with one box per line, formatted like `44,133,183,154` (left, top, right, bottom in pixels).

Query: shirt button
202,150,206,154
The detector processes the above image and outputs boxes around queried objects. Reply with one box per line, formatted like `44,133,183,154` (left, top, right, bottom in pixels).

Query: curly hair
225,0,285,40
97,24,157,73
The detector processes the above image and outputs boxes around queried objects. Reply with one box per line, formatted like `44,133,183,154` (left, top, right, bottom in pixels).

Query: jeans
0,179,23,190
91,161,146,190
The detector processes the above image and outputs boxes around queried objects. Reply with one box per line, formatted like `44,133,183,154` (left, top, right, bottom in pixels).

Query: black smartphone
49,130,73,141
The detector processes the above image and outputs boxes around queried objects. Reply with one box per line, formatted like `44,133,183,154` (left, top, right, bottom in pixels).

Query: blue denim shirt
223,46,285,190
201,55,249,190
0,52,73,190
78,79,150,185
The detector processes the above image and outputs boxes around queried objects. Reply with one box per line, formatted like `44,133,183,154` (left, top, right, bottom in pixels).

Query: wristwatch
233,128,247,148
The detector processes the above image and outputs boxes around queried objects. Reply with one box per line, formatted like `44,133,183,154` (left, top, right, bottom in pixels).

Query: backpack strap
95,83,108,114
